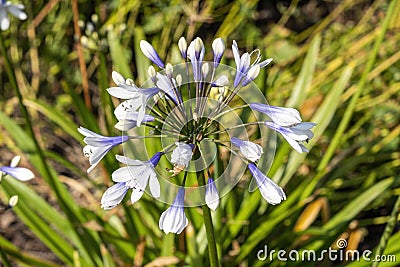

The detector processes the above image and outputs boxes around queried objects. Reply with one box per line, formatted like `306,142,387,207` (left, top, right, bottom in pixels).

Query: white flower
248,163,286,205
0,155,34,181
0,166,34,181
231,137,263,162
140,40,165,68
264,121,316,153
159,188,188,234
113,153,162,198
10,155,20,167
212,37,225,66
187,37,205,81
250,103,302,127
8,195,18,207
107,71,159,126
212,75,229,87
178,37,187,58
241,65,260,86
78,126,129,173
205,178,219,211
101,152,163,210
156,73,179,104
232,40,272,87
170,142,193,167
0,1,27,31
101,182,129,210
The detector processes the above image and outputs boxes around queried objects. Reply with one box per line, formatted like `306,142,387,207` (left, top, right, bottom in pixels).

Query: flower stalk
197,167,219,267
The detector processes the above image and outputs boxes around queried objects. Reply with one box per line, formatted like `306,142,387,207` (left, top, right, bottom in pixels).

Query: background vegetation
0,0,399,266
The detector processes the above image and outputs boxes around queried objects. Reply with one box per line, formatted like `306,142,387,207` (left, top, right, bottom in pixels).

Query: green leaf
286,34,321,107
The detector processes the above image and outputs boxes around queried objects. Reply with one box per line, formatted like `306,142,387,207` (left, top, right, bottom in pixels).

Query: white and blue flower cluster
79,36,316,234
0,1,27,31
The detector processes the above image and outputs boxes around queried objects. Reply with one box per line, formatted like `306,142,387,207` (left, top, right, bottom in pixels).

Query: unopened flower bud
140,40,165,68
166,63,173,77
194,37,204,56
212,37,225,66
201,63,209,79
9,195,18,207
148,65,157,82
212,75,229,87
91,14,99,23
178,37,187,58
242,65,260,86
176,74,182,87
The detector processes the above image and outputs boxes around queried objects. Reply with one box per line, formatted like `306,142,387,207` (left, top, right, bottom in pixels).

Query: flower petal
159,188,188,234
111,166,134,182
0,166,34,181
115,155,145,166
107,86,139,99
140,40,165,68
248,163,286,205
130,186,145,204
7,5,27,20
205,178,219,211
101,182,128,210
0,8,10,31
111,71,126,85
149,172,160,198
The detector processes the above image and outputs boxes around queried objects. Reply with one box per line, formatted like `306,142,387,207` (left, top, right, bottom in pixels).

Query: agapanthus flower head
79,35,317,234
0,1,27,31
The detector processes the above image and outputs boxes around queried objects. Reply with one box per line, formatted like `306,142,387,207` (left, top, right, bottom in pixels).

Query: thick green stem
197,169,219,267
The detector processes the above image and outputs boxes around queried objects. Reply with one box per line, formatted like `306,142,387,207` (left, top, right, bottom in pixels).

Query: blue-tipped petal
205,178,219,211
159,188,188,234
140,40,165,68
0,166,34,181
247,163,286,205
